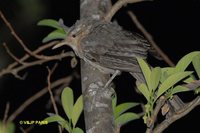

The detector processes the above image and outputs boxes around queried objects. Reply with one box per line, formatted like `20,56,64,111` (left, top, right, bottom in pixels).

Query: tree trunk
80,0,115,133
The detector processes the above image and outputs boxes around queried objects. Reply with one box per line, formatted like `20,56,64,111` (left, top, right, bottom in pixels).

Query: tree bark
80,0,115,133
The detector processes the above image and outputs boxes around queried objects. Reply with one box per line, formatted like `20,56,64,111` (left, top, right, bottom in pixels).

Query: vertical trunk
80,0,115,133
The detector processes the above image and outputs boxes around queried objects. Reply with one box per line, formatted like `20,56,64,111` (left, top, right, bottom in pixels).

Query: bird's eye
72,34,76,38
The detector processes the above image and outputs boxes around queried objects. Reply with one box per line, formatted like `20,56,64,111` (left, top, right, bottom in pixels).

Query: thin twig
127,11,175,66
6,41,58,70
0,51,74,79
46,65,59,114
146,96,167,133
146,79,200,133
7,76,73,122
104,0,151,21
3,42,27,65
0,10,60,60
3,102,10,124
0,41,59,78
153,96,200,133
46,64,62,133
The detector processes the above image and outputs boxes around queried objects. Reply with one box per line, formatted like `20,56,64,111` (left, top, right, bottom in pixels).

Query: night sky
1,0,200,133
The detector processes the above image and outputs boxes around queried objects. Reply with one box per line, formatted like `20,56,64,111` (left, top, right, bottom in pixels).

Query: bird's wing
81,23,150,72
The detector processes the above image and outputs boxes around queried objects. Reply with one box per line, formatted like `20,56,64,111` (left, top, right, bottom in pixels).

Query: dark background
0,0,200,132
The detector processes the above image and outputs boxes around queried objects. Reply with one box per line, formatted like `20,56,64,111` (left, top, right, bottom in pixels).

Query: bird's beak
52,37,72,49
52,40,67,49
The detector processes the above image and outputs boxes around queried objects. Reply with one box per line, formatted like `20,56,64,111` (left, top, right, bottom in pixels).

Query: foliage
37,19,66,43
44,87,84,133
137,51,200,123
0,121,15,133
44,87,141,133
112,94,140,127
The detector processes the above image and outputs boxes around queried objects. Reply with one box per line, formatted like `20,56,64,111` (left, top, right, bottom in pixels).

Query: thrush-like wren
53,18,150,86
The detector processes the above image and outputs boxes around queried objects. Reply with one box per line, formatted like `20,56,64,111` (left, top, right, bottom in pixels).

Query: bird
53,18,150,87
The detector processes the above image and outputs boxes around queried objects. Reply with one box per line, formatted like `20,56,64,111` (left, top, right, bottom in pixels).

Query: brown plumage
53,18,150,83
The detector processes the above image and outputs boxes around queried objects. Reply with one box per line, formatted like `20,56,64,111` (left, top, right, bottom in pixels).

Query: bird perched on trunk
53,18,150,86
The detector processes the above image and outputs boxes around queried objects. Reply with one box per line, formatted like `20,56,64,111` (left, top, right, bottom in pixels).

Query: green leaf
44,114,70,130
115,112,140,127
149,67,161,91
171,85,189,95
37,19,62,30
61,87,74,120
175,51,200,72
72,95,83,127
72,127,84,133
112,93,117,110
160,67,176,83
183,75,196,83
137,83,150,101
42,30,66,43
192,54,200,79
137,58,151,87
0,121,15,133
7,122,15,133
44,114,65,123
156,71,192,99
114,102,139,119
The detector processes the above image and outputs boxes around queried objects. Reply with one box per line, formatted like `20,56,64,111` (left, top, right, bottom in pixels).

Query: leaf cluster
137,51,200,123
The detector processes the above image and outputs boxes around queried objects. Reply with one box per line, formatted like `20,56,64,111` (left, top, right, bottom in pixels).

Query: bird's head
52,19,93,54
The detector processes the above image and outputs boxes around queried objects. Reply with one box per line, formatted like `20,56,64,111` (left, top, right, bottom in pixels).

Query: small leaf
156,71,192,99
115,112,140,127
72,127,84,133
63,123,71,132
149,67,161,91
61,87,74,119
72,95,83,127
137,58,151,88
42,30,66,43
192,54,200,79
171,85,189,95
44,114,66,123
112,93,117,110
114,102,139,119
183,75,196,83
44,114,70,131
175,51,200,72
0,121,15,133
37,19,63,30
160,67,175,83
137,83,150,101
7,122,15,133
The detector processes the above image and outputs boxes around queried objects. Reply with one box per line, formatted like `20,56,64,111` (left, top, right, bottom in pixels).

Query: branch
183,79,200,91
0,51,74,79
46,65,59,114
0,41,59,78
146,96,167,133
80,0,115,133
0,10,59,60
7,76,73,122
46,64,62,133
127,11,175,67
3,102,10,124
3,42,27,65
153,96,200,133
104,0,152,22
